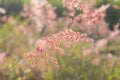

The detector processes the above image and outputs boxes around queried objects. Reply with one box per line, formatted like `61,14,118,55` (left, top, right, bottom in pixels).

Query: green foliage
0,20,26,54
0,0,29,16
106,6,120,31
48,0,66,17
96,0,120,7
107,36,120,56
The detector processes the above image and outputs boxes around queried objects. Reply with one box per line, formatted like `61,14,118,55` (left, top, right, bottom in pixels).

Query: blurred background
0,0,120,80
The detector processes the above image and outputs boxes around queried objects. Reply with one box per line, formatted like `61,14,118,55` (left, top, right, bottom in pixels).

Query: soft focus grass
44,39,120,80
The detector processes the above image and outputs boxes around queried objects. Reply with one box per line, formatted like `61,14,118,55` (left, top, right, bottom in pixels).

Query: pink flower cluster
62,0,110,26
23,0,57,32
25,29,93,69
